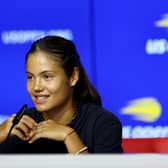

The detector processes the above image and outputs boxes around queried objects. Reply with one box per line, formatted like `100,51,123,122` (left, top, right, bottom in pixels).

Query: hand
28,119,73,144
11,115,38,141
0,114,16,143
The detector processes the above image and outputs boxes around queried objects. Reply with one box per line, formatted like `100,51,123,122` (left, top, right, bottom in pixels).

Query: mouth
33,95,49,104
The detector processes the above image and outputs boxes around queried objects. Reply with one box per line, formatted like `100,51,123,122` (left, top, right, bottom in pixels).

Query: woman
0,36,123,153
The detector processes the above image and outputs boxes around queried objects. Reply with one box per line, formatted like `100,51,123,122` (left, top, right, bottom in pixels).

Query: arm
63,129,88,154
28,120,88,154
0,114,16,144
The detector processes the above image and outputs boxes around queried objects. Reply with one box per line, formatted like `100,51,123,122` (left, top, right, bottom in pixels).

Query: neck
42,100,76,125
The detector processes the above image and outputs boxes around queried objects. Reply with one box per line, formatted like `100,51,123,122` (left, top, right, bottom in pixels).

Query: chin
35,104,50,112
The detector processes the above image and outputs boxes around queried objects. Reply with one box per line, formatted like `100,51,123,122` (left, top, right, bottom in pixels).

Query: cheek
49,80,71,95
26,81,32,93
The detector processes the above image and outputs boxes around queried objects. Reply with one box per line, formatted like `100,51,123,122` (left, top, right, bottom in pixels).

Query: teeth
34,96,48,103
37,96,45,100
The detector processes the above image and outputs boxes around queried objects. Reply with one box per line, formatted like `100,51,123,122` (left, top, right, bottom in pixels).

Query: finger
12,128,30,141
28,130,41,144
5,114,17,132
11,114,16,119
19,115,38,130
29,123,47,143
23,115,37,125
8,114,16,124
14,121,30,137
28,124,39,138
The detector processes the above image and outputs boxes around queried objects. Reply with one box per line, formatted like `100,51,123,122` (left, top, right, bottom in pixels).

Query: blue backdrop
0,0,168,138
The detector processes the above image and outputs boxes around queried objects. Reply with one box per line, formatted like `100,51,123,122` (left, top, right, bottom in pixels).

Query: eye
43,74,54,80
26,74,33,80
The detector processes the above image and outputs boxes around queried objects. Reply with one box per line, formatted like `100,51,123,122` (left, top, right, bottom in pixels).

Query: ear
70,67,79,86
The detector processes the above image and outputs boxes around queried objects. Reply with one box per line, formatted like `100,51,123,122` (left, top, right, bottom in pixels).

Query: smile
34,95,49,104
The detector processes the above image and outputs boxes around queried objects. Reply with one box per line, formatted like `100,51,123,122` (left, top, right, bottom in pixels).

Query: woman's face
26,51,75,113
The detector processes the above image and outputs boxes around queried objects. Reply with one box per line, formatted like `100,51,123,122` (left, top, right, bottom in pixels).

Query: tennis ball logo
120,97,161,122
155,14,168,27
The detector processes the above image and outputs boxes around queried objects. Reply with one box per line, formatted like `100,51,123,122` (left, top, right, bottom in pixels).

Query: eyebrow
26,71,56,75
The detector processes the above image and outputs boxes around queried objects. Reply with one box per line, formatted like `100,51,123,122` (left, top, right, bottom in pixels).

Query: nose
33,78,44,92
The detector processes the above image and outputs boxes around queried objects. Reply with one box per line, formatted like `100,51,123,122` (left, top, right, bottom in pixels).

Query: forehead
26,51,62,72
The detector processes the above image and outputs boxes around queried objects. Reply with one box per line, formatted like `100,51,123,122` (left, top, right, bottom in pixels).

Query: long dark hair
25,35,102,106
